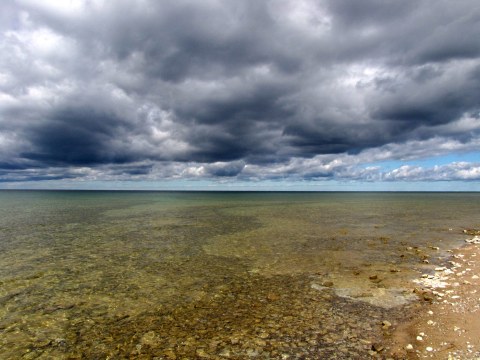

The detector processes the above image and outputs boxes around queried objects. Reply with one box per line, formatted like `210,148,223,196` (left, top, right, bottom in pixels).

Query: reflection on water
0,191,479,358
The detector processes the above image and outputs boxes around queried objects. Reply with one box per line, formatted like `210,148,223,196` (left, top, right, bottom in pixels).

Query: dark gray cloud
372,64,480,125
22,107,132,165
0,0,479,184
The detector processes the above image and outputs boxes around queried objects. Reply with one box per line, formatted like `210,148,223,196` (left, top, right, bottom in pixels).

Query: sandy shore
386,235,480,359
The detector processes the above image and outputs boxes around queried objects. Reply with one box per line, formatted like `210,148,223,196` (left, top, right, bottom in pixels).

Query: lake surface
0,191,479,358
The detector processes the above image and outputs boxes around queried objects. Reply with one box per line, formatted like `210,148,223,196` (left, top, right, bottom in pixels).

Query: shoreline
386,234,480,359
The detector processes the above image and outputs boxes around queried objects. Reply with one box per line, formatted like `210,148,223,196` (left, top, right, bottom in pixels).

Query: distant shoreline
0,189,479,193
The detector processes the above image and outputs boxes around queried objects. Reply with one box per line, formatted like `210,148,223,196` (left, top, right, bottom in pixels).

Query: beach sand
386,239,480,359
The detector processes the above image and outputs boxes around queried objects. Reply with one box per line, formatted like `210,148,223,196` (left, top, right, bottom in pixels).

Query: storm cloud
1,0,479,185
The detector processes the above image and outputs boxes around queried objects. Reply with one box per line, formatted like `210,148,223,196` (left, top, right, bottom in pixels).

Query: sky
0,0,479,191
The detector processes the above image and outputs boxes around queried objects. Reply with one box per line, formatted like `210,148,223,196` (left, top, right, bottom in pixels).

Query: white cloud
383,162,480,181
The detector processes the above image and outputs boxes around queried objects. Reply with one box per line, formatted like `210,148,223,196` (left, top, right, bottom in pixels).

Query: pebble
163,349,177,359
405,344,414,351
140,331,158,346
53,338,67,348
382,320,392,329
196,348,209,358
465,237,480,244
463,229,480,235
266,293,280,302
255,339,267,347
426,346,433,352
422,292,434,302
219,348,231,357
371,343,384,352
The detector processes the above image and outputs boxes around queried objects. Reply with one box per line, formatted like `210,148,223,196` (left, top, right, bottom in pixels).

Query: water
0,191,479,359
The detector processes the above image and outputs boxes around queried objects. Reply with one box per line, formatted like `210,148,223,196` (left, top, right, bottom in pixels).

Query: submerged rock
463,229,480,236
465,236,480,244
321,280,334,287
335,287,416,308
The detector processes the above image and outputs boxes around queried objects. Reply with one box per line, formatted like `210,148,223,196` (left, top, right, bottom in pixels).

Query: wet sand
387,236,480,359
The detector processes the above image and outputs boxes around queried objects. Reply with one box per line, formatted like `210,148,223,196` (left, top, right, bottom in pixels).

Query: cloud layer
1,0,480,184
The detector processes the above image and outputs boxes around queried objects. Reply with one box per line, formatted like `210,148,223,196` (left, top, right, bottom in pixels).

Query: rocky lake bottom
0,191,479,359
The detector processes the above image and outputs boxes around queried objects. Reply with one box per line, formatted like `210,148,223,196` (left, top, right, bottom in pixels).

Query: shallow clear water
0,191,479,359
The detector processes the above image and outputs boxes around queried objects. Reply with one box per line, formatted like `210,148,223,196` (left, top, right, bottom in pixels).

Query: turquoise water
0,191,479,358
